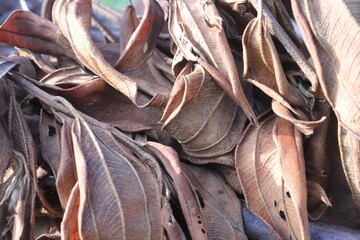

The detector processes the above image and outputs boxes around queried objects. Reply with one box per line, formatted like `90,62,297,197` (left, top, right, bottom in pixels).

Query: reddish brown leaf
0,11,75,59
52,0,168,107
61,183,81,240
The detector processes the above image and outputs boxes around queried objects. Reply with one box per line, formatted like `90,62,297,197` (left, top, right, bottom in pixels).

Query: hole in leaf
198,220,202,224
48,125,56,137
279,210,286,221
195,189,205,208
274,200,277,207
201,229,206,234
286,191,291,198
290,235,293,240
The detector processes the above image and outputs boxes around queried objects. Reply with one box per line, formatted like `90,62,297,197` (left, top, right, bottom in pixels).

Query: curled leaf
168,0,256,122
236,114,309,240
0,11,75,59
161,64,247,158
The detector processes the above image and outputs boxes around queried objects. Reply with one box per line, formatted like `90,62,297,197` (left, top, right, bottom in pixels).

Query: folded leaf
339,125,360,208
145,142,209,240
293,0,360,139
52,0,168,107
168,0,256,122
161,64,247,158
0,11,75,59
61,183,81,240
236,114,309,240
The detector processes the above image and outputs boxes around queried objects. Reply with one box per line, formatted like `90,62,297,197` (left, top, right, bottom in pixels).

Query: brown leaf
168,0,256,122
52,0,168,107
37,71,164,132
71,120,162,239
56,122,78,209
307,180,331,220
145,142,209,240
2,81,36,239
0,10,75,59
115,0,164,71
39,110,62,178
292,0,360,138
339,125,360,208
181,164,247,240
61,183,81,240
235,114,309,240
161,64,247,158
242,17,306,112
0,117,11,173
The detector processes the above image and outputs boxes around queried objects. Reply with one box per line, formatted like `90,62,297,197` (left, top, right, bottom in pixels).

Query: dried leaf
0,11,75,59
3,81,36,239
61,183,81,240
0,117,11,173
181,164,247,240
161,64,247,158
242,17,306,112
168,0,256,122
52,0,167,107
56,122,77,208
293,0,360,138
145,142,209,240
71,120,162,239
236,114,309,240
339,125,360,208
115,0,164,71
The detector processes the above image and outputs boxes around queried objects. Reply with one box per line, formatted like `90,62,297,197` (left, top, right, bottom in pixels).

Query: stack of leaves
0,0,359,239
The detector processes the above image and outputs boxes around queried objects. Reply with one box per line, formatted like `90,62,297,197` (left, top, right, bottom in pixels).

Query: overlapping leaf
292,0,360,139
161,64,247,159
168,0,256,122
236,114,309,240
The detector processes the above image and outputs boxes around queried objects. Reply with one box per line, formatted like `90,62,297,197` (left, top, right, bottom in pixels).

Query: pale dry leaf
293,0,360,139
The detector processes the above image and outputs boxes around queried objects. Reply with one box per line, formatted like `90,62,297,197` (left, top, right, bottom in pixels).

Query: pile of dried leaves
0,0,359,239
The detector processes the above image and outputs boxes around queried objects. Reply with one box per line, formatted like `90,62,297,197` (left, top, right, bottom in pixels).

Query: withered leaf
0,11,75,59
37,73,164,132
0,117,11,173
145,142,209,240
168,0,256,122
161,64,247,158
53,121,77,209
181,164,247,240
71,119,162,239
3,81,36,239
39,110,61,178
61,183,81,240
293,0,360,139
242,17,306,112
235,114,309,240
338,125,360,208
52,0,167,107
115,0,164,71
